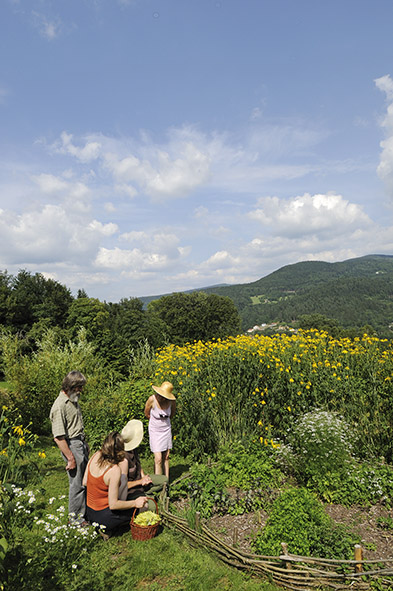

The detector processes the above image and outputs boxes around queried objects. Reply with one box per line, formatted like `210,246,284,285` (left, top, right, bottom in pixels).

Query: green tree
4,271,73,334
67,297,109,342
148,291,241,344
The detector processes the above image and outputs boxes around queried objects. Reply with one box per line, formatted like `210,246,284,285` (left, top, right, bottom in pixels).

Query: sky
1,0,393,302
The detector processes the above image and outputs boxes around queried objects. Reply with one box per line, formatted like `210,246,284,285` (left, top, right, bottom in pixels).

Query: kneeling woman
83,431,147,534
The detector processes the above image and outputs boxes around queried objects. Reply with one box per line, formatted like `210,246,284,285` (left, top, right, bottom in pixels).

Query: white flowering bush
1,485,99,591
278,409,356,484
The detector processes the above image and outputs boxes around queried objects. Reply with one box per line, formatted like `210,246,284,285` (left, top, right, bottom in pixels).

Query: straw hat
152,381,176,400
121,419,144,451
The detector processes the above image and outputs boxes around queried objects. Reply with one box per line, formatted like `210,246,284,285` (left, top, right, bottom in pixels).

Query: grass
20,437,280,591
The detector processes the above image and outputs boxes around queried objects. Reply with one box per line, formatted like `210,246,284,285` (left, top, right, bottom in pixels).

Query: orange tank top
86,463,113,511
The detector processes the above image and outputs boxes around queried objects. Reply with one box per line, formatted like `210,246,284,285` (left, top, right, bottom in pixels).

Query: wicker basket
130,498,160,541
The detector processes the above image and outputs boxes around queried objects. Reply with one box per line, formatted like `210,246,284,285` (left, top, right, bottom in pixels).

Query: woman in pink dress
144,381,176,478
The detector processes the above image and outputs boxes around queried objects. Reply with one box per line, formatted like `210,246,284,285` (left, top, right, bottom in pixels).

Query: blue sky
1,0,393,301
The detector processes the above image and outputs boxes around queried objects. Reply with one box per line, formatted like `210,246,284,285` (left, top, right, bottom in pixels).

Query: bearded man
49,370,89,525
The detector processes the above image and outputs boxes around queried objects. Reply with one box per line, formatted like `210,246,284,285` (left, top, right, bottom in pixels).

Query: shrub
278,409,356,484
82,377,151,451
0,328,108,434
252,487,359,559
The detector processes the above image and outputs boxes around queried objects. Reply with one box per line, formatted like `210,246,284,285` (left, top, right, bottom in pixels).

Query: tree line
0,270,241,376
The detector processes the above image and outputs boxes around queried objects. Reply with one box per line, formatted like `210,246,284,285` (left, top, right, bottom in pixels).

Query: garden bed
207,503,393,560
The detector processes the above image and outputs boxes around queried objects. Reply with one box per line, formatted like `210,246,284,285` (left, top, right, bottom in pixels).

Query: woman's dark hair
98,431,125,467
62,370,86,394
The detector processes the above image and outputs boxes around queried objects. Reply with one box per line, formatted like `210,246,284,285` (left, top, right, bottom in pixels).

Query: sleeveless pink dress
148,397,173,453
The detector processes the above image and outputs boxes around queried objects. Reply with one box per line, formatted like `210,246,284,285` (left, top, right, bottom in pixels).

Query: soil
172,497,393,561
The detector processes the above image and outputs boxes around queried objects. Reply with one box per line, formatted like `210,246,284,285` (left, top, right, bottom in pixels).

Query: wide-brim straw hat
121,419,144,451
152,381,176,400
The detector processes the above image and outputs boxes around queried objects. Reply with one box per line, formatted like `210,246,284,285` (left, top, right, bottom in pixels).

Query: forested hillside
202,255,393,334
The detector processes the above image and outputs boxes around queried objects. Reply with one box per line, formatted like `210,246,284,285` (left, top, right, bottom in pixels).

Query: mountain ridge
140,254,393,335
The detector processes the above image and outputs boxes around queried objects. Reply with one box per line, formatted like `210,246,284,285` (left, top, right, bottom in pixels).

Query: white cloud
248,193,372,238
55,132,102,163
33,173,69,194
46,120,328,205
0,204,118,266
376,74,393,196
104,142,211,200
32,11,62,40
95,247,176,272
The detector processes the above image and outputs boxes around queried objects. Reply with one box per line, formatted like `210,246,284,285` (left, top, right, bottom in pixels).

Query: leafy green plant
305,461,393,506
252,487,360,559
218,441,283,490
172,443,282,518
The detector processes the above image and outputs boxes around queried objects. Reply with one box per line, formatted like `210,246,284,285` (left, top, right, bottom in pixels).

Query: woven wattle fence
159,487,393,590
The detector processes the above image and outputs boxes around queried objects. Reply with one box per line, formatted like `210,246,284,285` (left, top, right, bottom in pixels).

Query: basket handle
131,496,158,524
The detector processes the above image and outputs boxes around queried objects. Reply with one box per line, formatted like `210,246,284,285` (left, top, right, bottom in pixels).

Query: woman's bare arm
107,466,147,510
144,395,154,419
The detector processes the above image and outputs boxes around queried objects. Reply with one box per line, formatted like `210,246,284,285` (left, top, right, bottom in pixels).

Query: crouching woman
83,431,147,535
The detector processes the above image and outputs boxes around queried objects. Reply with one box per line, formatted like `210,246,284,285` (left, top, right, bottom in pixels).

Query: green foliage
252,487,360,559
148,291,241,345
2,270,73,334
308,462,393,506
67,297,109,341
0,328,106,433
82,378,151,450
278,409,355,484
172,443,282,518
217,441,283,490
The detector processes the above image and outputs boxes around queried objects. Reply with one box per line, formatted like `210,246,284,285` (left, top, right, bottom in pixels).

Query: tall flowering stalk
0,406,38,484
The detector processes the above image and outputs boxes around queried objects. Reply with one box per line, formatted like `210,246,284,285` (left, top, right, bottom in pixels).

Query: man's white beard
69,392,80,403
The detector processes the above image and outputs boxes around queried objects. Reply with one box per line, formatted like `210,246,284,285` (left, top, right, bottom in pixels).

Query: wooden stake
195,511,201,531
281,542,291,570
354,544,363,573
233,527,238,546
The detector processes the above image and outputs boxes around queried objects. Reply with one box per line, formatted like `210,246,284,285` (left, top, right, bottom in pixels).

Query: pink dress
148,397,173,453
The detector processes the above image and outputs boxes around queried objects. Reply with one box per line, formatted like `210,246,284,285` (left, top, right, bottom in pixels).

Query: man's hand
65,455,76,471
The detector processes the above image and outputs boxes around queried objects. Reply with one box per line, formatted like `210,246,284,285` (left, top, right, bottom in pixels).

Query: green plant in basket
134,511,161,526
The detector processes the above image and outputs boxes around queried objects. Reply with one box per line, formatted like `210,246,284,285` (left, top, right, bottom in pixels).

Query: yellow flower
287,406,291,412
13,425,24,436
38,451,46,459
18,438,26,446
0,449,7,456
